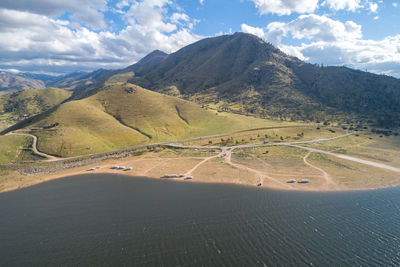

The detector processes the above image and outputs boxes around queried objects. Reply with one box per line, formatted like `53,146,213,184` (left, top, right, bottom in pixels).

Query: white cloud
0,68,20,74
393,2,398,7
368,2,378,12
250,0,373,15
242,15,400,77
200,0,204,4
246,14,362,44
251,0,319,15
322,0,361,11
240,24,265,39
116,0,130,9
0,0,202,74
0,0,107,29
297,37,400,76
171,13,190,24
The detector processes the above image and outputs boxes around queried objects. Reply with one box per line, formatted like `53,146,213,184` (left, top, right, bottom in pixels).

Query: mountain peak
122,50,168,73
130,32,400,127
147,49,168,57
130,32,291,95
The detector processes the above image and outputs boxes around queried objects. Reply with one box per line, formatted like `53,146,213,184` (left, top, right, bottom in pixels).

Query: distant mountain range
0,73,45,93
2,32,400,127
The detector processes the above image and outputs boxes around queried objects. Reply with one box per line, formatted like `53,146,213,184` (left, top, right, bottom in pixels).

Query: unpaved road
172,131,400,187
8,132,59,161
303,151,339,189
287,144,400,174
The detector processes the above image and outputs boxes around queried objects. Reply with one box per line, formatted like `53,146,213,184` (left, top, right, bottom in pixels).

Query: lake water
1,174,400,266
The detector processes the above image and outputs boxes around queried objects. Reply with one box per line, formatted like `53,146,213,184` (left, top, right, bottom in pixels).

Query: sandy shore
2,150,400,194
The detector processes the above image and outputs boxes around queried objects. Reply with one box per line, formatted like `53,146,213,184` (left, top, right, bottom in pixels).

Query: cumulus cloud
240,24,265,39
0,0,107,29
0,0,202,73
322,0,361,11
368,2,378,12
251,0,379,14
288,15,362,41
251,0,319,15
242,15,400,77
242,14,362,44
298,37,400,76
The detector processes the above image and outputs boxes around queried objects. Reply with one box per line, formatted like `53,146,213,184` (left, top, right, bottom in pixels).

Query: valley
1,33,400,194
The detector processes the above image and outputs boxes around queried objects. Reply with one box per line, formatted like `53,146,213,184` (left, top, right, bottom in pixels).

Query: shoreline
2,131,400,194
2,162,399,194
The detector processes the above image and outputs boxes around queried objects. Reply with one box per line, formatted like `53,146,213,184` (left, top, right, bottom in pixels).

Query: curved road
9,132,59,161
8,128,400,175
171,131,400,185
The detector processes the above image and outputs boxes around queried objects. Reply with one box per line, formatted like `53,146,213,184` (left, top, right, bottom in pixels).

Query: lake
1,174,400,266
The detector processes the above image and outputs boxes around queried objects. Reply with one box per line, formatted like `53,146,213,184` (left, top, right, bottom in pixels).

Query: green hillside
131,32,400,127
0,87,72,117
6,83,293,157
0,87,72,131
0,134,42,164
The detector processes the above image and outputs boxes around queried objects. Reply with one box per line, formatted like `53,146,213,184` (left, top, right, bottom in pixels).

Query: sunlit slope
0,135,33,164
93,84,279,140
0,87,72,117
33,97,148,157
25,83,294,157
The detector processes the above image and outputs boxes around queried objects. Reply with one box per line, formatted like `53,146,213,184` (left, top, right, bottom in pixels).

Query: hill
0,73,45,93
0,87,72,118
4,83,290,157
0,87,72,131
130,32,400,127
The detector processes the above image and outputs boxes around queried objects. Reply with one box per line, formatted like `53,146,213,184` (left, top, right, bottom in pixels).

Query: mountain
3,83,280,157
47,69,116,91
19,73,62,83
0,73,45,93
44,50,168,91
130,32,400,127
121,50,168,73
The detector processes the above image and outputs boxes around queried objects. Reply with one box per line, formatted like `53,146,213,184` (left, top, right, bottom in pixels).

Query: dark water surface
1,174,400,266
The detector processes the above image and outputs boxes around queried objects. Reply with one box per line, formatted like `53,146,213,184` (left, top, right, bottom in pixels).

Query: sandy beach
2,146,400,194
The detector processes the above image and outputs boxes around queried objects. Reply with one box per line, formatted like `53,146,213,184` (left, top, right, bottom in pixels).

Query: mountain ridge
130,32,400,127
0,73,46,93
2,33,400,127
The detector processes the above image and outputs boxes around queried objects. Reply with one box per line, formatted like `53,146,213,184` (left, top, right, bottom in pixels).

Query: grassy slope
0,87,72,116
25,83,294,157
0,87,72,132
0,135,32,164
33,96,149,157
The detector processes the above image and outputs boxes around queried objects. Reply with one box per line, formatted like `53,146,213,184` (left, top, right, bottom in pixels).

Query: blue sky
0,0,399,77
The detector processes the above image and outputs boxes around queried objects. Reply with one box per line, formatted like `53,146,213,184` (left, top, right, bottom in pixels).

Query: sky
0,0,399,77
